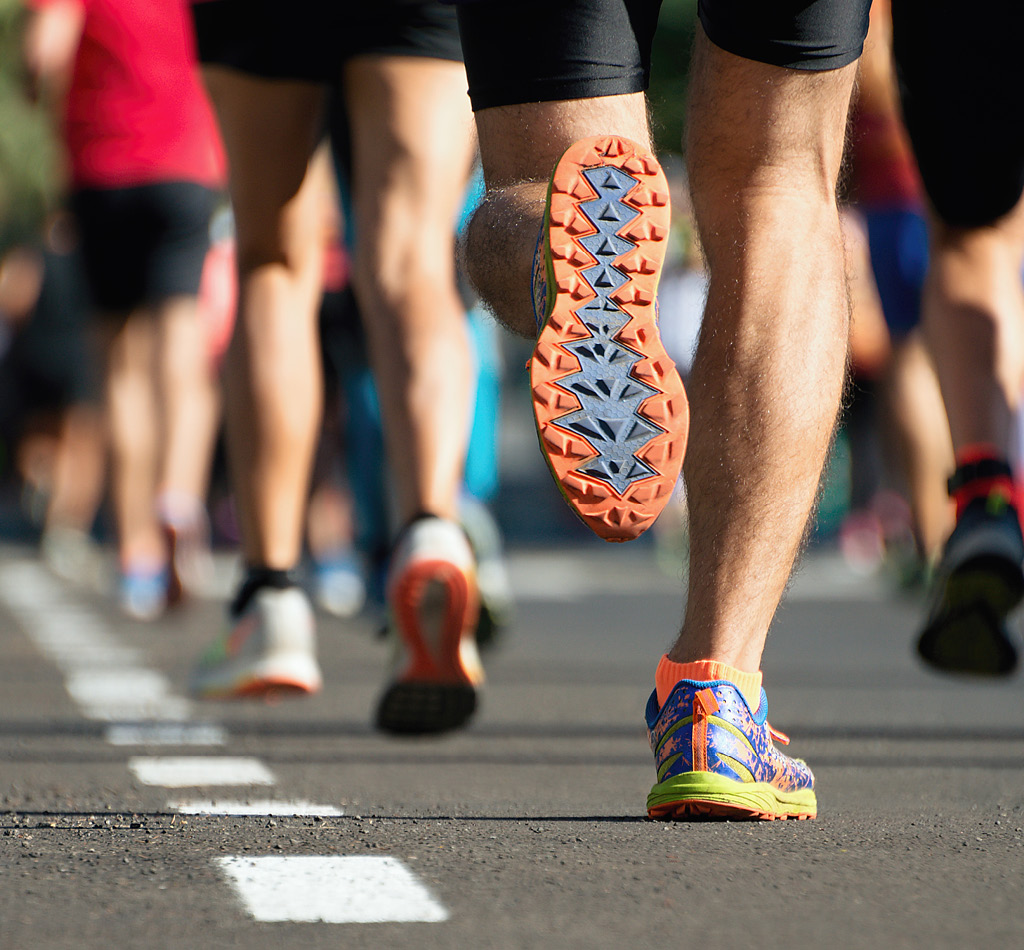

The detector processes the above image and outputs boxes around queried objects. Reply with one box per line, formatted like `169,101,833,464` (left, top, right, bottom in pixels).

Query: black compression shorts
192,0,462,84
893,0,1024,228
456,0,1024,228
71,182,217,314
453,0,870,112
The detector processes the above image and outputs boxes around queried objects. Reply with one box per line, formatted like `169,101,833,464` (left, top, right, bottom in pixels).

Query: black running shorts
453,0,869,112
192,0,463,84
892,0,1024,228
71,182,218,313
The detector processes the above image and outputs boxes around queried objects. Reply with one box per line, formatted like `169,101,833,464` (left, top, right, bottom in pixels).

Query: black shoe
917,494,1023,675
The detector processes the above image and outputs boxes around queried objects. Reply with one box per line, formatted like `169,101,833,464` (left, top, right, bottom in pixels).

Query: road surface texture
2,529,1022,949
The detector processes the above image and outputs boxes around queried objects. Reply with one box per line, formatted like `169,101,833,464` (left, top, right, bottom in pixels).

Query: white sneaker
189,586,322,699
375,516,483,734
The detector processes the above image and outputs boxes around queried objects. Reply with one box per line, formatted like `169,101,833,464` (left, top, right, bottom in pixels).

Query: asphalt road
2,538,1023,950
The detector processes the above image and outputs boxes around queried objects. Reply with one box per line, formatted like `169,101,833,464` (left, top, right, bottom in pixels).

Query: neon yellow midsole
647,771,817,816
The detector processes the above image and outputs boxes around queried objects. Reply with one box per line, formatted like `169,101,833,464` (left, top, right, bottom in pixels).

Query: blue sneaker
118,567,169,622
646,680,816,821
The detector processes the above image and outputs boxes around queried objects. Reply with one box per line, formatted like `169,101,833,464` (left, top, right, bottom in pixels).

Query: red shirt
32,0,225,189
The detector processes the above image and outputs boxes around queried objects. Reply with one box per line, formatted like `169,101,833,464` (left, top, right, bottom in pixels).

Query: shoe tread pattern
532,135,689,542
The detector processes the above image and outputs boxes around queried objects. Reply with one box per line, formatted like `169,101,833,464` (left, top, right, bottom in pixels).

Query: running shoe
118,566,169,622
375,515,483,735
532,135,689,542
646,680,817,821
917,493,1024,675
163,513,215,602
189,586,322,699
459,495,514,650
312,549,367,619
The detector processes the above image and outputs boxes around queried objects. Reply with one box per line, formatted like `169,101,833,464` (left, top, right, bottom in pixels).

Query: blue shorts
864,208,928,341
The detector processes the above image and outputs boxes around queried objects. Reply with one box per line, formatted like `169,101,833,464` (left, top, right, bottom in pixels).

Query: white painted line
170,799,342,816
66,669,172,707
106,722,227,747
216,855,449,923
0,561,224,737
83,696,192,724
129,756,275,787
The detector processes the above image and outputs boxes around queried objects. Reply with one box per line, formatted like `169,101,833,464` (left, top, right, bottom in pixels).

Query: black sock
230,566,297,617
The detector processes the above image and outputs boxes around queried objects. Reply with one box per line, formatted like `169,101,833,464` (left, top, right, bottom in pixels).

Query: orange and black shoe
646,680,817,821
375,515,483,735
531,135,689,542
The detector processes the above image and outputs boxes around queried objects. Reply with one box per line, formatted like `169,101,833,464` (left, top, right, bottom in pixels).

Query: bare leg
45,403,106,534
671,36,857,670
465,93,651,337
923,202,1024,455
881,332,953,559
155,294,220,506
202,69,328,570
102,310,164,567
344,55,476,523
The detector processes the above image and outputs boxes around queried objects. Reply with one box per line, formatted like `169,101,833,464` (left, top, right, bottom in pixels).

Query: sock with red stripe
948,444,1016,520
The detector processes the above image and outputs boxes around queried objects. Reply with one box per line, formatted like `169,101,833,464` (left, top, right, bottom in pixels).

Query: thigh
686,31,857,200
343,56,476,252
200,68,327,263
893,0,1024,228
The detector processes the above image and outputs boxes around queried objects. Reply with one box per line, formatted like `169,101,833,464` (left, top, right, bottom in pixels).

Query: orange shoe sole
531,135,689,542
376,559,481,735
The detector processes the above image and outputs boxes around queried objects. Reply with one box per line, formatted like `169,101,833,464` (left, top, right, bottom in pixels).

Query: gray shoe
190,586,322,699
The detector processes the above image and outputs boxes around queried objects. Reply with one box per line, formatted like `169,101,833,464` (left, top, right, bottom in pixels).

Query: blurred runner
844,0,953,583
22,0,226,620
0,215,105,587
186,1,483,734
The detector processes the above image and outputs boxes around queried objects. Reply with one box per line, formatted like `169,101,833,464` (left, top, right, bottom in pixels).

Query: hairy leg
464,93,650,337
202,68,328,568
672,35,858,670
344,55,477,523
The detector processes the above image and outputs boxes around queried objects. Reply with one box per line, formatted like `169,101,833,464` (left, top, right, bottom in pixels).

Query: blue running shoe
646,680,816,821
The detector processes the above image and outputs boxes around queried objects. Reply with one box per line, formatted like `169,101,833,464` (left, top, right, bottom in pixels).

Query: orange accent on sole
648,799,816,821
531,135,689,542
391,559,479,686
208,678,319,701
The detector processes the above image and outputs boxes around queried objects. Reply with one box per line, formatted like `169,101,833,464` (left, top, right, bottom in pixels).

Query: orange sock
655,655,763,712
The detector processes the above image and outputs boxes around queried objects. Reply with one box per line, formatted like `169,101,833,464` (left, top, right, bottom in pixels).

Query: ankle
655,655,763,711
231,565,299,617
949,445,1016,520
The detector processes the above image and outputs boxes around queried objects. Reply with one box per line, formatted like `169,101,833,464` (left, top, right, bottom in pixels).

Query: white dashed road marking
168,799,343,816
105,722,227,746
129,756,276,787
2,557,449,926
216,855,450,923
